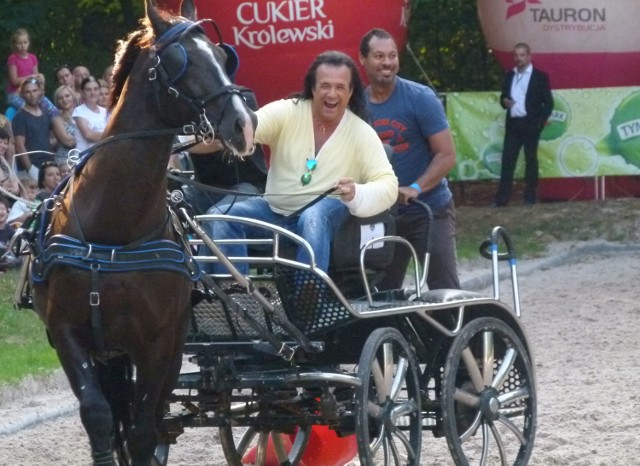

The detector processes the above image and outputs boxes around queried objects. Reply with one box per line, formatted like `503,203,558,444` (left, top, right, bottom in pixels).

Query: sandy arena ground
1,241,639,465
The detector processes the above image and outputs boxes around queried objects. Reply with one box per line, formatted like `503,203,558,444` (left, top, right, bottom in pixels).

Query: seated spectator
0,129,20,201
7,175,38,225
58,160,71,179
72,76,108,153
102,65,114,88
98,79,110,108
0,113,14,158
0,196,21,271
53,84,78,164
5,28,59,119
0,197,14,244
12,79,75,180
35,161,61,201
201,51,398,274
55,64,80,103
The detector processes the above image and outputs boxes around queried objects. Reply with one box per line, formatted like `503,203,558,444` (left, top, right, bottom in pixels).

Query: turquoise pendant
306,159,317,171
301,172,312,185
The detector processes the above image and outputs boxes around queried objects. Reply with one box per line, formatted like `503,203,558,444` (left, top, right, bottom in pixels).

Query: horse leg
52,326,115,466
127,350,173,465
128,311,189,466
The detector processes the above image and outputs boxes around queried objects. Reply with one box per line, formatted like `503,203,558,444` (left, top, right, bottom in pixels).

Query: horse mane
110,9,185,111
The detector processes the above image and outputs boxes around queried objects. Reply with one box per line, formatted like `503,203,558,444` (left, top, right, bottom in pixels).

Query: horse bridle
148,19,249,145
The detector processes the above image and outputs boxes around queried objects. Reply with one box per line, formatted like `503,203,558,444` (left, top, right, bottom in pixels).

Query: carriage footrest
419,289,486,304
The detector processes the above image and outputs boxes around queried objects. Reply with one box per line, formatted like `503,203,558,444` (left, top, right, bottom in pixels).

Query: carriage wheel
441,317,536,465
219,405,312,466
355,327,422,465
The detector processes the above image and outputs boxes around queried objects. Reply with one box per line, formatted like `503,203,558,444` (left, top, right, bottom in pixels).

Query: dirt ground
2,190,640,465
1,238,640,465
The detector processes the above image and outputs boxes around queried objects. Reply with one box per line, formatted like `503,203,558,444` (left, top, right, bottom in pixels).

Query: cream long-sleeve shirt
256,99,398,217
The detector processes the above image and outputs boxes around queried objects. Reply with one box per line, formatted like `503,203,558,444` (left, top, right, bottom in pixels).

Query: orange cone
299,426,358,466
241,432,307,466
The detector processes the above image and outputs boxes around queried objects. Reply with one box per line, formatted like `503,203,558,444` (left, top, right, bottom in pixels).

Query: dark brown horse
30,1,255,464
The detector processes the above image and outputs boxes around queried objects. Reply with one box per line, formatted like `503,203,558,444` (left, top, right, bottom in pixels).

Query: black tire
441,317,536,465
355,327,422,466
219,408,312,466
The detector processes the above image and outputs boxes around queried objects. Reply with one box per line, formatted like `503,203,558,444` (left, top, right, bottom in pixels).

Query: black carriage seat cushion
329,209,396,272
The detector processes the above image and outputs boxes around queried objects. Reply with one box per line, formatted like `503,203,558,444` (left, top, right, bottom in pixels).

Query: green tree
402,0,504,92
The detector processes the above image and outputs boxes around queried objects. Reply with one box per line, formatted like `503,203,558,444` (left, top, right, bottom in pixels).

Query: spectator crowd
1,27,113,270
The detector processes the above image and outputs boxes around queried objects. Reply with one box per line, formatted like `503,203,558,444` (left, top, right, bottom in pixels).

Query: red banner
160,0,409,105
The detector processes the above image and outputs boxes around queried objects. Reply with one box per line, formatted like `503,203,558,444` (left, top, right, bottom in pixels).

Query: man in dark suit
494,43,553,206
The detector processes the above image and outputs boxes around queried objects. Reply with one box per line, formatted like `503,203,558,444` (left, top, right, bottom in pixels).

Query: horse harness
26,19,246,360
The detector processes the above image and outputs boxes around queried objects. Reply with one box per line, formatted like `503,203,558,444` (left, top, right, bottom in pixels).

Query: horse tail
98,354,134,464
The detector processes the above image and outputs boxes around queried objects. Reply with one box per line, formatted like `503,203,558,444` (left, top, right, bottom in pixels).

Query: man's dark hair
0,128,9,141
514,42,531,54
359,28,394,58
295,50,367,121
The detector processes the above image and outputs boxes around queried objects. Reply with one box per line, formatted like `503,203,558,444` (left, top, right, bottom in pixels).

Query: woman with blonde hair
53,84,78,164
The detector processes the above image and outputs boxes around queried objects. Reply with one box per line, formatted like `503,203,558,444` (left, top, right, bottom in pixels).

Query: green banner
447,86,640,181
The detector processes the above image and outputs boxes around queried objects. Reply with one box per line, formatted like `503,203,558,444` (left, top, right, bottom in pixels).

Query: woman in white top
72,76,108,153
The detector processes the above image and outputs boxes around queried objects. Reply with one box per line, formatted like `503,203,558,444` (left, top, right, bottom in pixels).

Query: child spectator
6,175,38,225
72,76,107,153
57,160,71,179
5,28,59,118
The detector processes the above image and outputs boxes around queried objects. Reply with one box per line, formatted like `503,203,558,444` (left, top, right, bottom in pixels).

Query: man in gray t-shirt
12,79,74,179
360,28,460,290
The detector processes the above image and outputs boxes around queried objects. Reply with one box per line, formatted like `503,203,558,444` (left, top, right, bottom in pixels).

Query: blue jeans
200,197,348,274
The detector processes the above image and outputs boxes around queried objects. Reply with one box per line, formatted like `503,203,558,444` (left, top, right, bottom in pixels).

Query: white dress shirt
509,64,532,118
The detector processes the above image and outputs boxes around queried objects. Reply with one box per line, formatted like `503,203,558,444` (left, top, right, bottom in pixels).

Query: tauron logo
506,0,542,20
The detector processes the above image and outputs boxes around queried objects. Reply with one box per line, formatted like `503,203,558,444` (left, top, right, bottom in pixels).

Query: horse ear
180,0,198,21
145,0,165,36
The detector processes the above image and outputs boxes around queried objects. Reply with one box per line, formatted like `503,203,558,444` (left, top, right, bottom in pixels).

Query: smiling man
201,50,398,273
360,28,460,290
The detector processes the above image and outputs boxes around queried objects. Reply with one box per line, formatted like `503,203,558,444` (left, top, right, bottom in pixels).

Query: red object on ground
299,426,358,466
241,433,306,466
241,426,358,466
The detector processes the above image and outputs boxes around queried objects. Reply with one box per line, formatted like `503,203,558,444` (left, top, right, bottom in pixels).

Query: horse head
144,0,256,156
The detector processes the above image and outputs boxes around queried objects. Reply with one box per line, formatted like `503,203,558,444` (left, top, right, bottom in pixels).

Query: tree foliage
402,0,504,92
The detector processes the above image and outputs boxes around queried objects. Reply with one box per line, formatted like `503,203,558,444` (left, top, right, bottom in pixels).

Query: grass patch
0,271,60,386
455,198,640,260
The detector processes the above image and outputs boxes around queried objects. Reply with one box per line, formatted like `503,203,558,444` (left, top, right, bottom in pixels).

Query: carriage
11,1,536,464
145,203,536,466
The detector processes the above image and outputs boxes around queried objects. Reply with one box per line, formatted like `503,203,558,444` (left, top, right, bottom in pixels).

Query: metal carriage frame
157,209,537,466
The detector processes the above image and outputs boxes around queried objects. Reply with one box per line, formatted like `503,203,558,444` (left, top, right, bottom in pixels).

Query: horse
29,0,256,464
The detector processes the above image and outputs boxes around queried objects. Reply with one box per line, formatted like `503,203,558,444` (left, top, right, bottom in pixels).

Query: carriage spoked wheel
355,327,422,465
441,317,537,465
219,402,312,466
